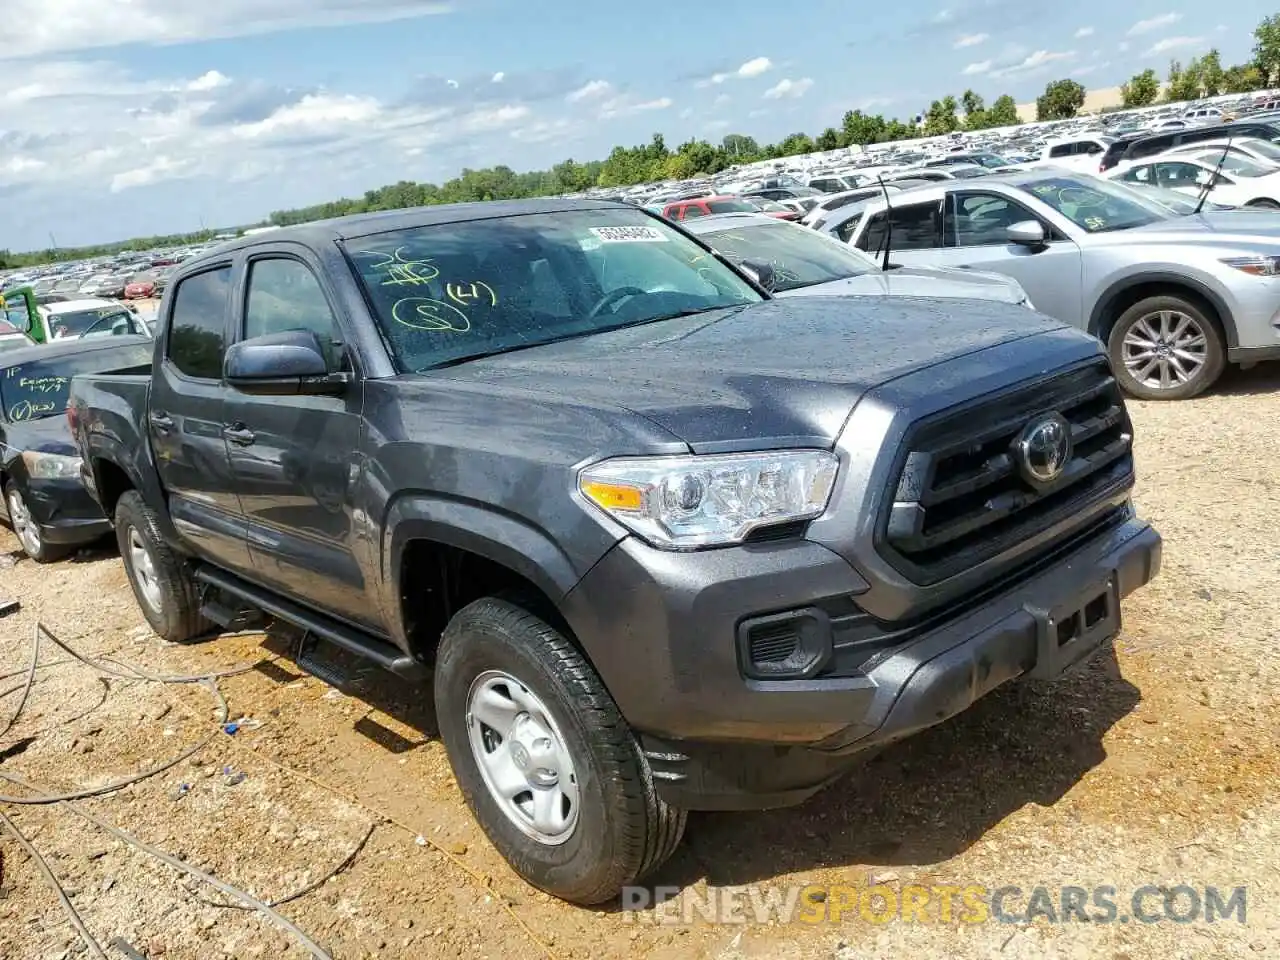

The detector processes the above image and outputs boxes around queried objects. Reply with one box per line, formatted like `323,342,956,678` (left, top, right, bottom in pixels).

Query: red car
123,277,157,299
662,196,764,222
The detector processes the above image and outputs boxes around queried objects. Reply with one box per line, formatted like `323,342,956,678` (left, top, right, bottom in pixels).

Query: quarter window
167,266,231,380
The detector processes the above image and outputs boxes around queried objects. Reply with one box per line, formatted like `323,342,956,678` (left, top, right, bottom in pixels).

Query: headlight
578,450,838,549
21,451,82,480
1220,255,1280,276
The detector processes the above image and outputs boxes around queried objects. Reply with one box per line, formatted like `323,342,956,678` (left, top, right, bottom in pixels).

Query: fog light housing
737,608,833,680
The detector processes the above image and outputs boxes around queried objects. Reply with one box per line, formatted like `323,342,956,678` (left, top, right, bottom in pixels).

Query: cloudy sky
0,0,1271,250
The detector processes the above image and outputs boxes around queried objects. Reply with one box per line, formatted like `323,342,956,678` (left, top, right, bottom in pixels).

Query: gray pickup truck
67,199,1161,905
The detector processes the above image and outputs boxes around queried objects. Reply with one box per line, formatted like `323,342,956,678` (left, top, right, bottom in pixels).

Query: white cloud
1128,12,1181,36
1146,36,1205,55
566,79,612,102
598,94,673,119
699,57,773,87
736,56,772,78
679,107,694,119
2,0,454,58
110,155,197,192
186,70,231,92
954,33,988,49
1074,26,1094,39
231,93,381,139
763,77,813,100
991,49,1076,78
446,79,459,88
1118,41,1131,52
491,72,505,83
1072,61,1109,77
713,93,731,106
962,60,992,76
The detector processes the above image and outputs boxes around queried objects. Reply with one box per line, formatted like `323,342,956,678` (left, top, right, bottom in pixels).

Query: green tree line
1121,14,1280,107
6,12,1280,265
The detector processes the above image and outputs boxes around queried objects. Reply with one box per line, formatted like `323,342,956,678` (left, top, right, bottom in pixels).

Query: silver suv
845,169,1280,400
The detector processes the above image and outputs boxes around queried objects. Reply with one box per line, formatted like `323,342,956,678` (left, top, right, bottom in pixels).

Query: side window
167,267,231,380
948,193,1040,247
1124,165,1153,184
858,202,942,253
244,258,346,371
836,213,864,244
681,205,707,219
1084,142,1104,155
1154,163,1205,189
1048,144,1072,159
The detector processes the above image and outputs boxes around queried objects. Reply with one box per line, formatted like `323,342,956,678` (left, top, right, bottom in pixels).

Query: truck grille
880,360,1133,584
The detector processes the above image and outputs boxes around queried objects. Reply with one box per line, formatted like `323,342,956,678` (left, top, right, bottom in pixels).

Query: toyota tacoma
66,199,1161,905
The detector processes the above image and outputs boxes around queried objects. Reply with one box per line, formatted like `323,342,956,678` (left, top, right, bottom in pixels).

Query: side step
193,566,428,681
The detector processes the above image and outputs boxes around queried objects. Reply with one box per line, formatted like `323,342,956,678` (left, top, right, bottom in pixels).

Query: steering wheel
587,286,647,319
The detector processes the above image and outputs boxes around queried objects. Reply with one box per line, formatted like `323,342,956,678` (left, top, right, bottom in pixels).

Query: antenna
876,175,893,271
1192,131,1234,215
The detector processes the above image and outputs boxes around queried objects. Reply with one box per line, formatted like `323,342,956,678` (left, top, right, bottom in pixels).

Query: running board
193,566,427,680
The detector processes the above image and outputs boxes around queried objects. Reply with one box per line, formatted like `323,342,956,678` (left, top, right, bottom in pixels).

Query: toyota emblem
1016,413,1072,486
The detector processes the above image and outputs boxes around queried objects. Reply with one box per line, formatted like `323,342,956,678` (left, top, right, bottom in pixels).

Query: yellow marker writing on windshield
445,281,497,307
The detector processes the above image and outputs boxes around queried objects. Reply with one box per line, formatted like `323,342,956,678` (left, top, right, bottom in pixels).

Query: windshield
1022,176,1170,233
345,208,762,372
47,307,147,340
1,341,152,422
1189,152,1277,178
705,199,758,214
701,220,879,291
948,166,989,179
1117,181,1229,214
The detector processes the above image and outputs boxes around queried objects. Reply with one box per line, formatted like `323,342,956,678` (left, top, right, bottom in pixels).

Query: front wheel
4,481,69,563
1107,295,1225,401
434,597,686,905
1247,197,1280,209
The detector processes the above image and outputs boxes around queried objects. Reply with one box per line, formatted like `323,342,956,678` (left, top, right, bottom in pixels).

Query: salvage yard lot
2,370,1279,960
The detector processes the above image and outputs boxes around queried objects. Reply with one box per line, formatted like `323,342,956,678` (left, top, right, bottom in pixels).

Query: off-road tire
114,490,210,642
434,596,686,904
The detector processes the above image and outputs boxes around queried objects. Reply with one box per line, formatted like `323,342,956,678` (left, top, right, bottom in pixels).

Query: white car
1163,136,1280,167
1040,136,1115,173
1109,150,1280,209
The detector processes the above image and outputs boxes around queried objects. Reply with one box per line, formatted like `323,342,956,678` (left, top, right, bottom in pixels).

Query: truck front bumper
562,508,1161,811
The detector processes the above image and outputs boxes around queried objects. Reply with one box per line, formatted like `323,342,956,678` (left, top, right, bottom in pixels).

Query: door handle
223,424,256,446
149,412,174,432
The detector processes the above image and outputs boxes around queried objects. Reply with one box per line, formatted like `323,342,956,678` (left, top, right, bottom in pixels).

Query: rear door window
857,201,943,253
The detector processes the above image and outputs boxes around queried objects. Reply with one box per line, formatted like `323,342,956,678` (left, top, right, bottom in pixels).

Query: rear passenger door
149,262,253,572
223,249,372,626
852,199,944,267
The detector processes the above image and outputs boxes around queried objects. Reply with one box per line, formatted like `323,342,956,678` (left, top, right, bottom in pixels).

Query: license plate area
1025,573,1120,679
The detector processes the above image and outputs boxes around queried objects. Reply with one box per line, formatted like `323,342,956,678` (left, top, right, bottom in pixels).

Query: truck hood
773,264,1026,304
1087,209,1280,246
429,297,1068,451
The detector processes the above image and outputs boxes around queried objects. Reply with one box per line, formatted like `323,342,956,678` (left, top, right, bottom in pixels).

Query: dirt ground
2,366,1279,960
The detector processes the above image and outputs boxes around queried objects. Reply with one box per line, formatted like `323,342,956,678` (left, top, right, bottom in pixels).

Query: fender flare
84,437,179,542
382,494,583,638
1088,272,1238,349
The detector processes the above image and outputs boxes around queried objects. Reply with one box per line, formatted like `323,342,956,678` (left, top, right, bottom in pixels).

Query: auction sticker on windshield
589,226,668,243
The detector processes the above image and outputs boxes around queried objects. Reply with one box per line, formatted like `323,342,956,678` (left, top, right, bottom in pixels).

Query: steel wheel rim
127,526,163,613
1122,310,1207,391
465,669,580,845
7,489,41,556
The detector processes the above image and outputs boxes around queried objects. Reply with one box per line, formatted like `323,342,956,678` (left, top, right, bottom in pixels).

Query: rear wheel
114,491,211,642
1107,295,1225,401
1246,197,1280,209
4,481,69,563
434,597,685,905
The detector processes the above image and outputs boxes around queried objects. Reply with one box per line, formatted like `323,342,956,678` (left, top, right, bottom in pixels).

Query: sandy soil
1,366,1279,959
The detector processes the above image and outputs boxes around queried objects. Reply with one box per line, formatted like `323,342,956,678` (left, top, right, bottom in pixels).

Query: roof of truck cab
197,198,630,261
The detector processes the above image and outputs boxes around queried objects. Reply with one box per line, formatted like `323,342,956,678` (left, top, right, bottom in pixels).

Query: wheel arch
1088,274,1236,349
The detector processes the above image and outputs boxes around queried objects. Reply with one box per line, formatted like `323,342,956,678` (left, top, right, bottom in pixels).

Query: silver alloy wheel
6,488,41,557
127,525,164,613
1122,309,1208,391
466,669,580,845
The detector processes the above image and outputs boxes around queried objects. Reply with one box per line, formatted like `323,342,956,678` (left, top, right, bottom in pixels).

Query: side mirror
739,258,777,292
224,329,349,396
1007,220,1047,247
